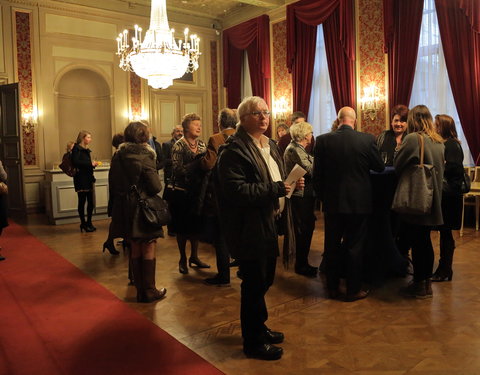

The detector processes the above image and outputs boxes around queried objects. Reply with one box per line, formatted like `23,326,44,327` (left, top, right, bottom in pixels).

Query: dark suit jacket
313,125,384,214
200,128,236,171
162,139,175,183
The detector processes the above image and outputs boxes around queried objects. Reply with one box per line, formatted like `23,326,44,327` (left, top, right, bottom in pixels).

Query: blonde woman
72,130,99,232
394,105,445,299
284,121,317,277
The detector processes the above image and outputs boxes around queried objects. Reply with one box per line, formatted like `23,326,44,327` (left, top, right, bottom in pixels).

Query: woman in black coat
170,113,209,274
0,160,7,261
72,130,99,232
102,133,124,255
109,121,166,303
432,114,464,282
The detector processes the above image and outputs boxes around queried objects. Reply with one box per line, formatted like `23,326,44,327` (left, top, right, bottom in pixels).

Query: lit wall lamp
273,96,290,123
361,85,380,121
21,112,37,134
127,111,149,123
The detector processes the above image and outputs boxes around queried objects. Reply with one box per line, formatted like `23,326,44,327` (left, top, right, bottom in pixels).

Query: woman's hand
283,182,291,194
295,177,305,191
92,161,99,167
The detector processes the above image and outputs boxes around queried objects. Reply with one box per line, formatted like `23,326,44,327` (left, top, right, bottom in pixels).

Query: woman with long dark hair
377,104,409,166
72,130,98,232
394,105,445,299
109,121,166,303
432,114,464,282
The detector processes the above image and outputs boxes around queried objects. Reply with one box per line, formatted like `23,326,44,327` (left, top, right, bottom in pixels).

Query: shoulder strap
417,133,425,166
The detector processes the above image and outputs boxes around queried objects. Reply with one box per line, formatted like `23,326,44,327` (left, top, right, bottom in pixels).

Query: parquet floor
18,213,480,374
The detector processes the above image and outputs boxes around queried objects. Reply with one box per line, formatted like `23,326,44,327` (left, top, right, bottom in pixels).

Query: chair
460,167,480,236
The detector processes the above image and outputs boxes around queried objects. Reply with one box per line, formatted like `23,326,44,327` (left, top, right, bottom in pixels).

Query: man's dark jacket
215,130,287,260
313,125,384,214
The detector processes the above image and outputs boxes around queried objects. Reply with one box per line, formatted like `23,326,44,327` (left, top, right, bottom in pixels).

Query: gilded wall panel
271,20,292,124
15,11,36,166
358,0,387,136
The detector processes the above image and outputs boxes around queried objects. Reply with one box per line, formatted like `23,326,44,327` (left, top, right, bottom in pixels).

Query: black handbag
130,185,171,239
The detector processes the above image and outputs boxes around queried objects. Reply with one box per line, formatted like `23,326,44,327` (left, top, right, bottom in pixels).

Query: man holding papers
216,96,304,361
313,107,384,301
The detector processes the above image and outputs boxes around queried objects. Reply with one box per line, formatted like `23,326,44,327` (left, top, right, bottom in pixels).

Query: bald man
313,107,384,302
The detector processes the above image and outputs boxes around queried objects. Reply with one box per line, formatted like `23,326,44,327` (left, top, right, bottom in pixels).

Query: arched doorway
56,68,112,161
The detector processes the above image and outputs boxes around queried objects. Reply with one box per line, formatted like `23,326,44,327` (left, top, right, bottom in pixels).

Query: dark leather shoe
345,289,369,302
295,265,318,277
265,329,284,344
243,344,283,360
204,275,230,287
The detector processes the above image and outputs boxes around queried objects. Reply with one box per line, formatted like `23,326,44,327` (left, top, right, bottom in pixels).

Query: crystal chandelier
116,0,201,89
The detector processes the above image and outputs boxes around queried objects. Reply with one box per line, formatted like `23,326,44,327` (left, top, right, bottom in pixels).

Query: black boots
432,243,454,282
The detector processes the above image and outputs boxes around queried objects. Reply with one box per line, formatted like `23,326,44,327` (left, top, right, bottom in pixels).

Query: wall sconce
361,85,380,121
21,113,37,134
273,96,290,123
127,111,149,123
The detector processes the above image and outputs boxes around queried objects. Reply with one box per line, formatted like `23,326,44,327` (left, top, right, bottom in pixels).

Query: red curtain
383,0,423,111
435,0,480,162
286,0,355,117
223,15,271,109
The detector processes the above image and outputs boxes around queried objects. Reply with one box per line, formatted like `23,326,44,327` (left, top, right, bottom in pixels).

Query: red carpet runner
0,222,225,375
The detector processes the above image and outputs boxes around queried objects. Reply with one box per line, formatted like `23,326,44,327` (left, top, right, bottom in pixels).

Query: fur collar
118,142,156,158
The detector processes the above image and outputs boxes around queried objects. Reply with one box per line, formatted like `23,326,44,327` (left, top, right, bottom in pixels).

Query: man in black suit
313,107,384,301
162,125,183,236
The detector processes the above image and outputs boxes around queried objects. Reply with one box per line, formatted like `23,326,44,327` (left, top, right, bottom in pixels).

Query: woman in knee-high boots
394,105,445,299
72,131,98,232
432,115,464,282
109,121,166,303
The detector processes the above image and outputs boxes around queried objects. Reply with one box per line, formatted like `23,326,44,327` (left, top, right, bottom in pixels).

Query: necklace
185,138,197,149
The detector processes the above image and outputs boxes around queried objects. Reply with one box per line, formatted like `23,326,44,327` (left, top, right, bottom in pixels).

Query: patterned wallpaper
271,20,292,125
15,11,36,166
210,40,219,133
129,72,142,118
358,0,387,136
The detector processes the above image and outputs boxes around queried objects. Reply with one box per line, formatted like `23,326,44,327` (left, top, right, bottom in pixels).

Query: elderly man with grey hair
284,121,317,277
216,96,303,360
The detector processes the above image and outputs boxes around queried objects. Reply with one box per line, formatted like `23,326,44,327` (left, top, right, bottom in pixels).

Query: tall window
308,25,337,136
240,51,253,100
410,0,474,165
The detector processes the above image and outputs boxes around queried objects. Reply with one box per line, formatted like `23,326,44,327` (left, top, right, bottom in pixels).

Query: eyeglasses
249,111,271,117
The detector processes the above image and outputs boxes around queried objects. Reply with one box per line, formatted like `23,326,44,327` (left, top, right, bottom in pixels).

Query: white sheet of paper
285,164,307,198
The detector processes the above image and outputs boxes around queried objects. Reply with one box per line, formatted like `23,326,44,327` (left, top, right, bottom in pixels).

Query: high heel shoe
179,260,188,274
102,241,120,255
188,257,210,269
80,223,95,233
431,269,453,282
86,222,96,232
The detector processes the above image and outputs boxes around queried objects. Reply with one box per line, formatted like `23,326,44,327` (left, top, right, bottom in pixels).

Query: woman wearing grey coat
284,122,317,277
394,105,445,299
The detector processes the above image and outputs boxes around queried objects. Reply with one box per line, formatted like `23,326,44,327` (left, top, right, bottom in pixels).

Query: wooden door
0,83,26,215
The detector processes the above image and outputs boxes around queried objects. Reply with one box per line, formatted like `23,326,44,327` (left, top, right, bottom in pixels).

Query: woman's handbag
392,134,434,215
130,185,171,239
0,182,7,195
443,171,471,195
